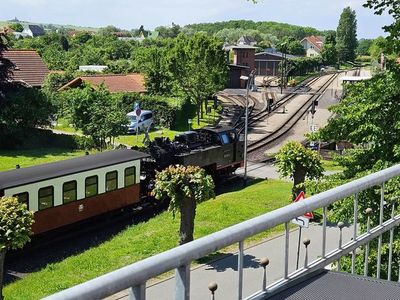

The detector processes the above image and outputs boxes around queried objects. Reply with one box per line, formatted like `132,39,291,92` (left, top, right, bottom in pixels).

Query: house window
106,171,118,192
13,192,29,209
85,176,98,198
124,167,136,187
38,186,54,210
63,181,77,204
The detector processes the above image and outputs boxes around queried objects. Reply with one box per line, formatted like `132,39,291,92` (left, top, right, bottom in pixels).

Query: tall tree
152,165,215,245
336,7,358,62
169,33,228,124
0,196,34,300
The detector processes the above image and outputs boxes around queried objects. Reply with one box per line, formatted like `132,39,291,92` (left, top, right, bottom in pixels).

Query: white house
22,25,45,37
300,36,324,57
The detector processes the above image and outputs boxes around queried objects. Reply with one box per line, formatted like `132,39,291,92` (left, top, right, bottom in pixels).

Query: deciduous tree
275,141,323,199
62,84,128,149
169,33,228,124
0,196,34,300
152,165,215,245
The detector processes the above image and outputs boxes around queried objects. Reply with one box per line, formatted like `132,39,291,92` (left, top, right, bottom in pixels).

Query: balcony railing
44,164,400,300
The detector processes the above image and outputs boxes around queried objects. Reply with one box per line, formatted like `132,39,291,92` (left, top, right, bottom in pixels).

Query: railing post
352,193,358,274
337,222,345,271
388,200,396,281
303,238,311,268
322,206,327,258
175,264,190,300
364,208,372,276
260,257,270,291
284,222,289,279
208,282,218,300
377,183,385,279
129,283,146,300
238,241,244,300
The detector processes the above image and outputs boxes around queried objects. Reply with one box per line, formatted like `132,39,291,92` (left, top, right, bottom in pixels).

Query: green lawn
0,148,92,172
118,104,219,147
53,118,81,134
4,179,292,299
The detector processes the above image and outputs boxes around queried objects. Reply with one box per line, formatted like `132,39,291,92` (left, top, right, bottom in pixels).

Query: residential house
22,25,45,37
237,36,257,46
78,65,108,72
300,35,324,57
3,50,50,87
59,74,146,94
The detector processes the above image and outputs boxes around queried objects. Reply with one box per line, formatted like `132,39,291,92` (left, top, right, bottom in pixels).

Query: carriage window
106,171,118,192
38,186,54,210
124,167,136,187
13,192,29,209
85,176,98,198
63,181,77,204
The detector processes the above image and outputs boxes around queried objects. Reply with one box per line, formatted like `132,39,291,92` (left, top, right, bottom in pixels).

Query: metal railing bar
377,183,385,278
351,193,358,274
238,241,244,300
175,264,190,300
129,283,146,300
284,222,289,279
322,206,327,258
388,202,395,281
364,209,372,276
44,165,400,300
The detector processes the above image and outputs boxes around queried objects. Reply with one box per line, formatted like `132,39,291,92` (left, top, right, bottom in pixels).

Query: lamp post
240,70,256,185
280,42,287,94
188,119,192,131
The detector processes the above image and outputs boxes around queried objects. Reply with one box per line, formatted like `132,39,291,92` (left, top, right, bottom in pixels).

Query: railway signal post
240,70,256,186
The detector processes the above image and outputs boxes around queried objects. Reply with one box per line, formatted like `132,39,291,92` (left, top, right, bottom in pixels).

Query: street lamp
279,42,287,94
188,119,192,131
240,70,256,185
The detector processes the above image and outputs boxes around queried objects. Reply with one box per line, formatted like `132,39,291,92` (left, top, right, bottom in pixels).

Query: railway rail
247,73,339,161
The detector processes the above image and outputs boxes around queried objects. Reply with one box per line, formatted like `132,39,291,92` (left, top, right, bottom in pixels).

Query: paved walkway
110,224,353,300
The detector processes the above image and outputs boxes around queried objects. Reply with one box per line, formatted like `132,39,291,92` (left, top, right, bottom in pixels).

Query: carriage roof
0,149,149,190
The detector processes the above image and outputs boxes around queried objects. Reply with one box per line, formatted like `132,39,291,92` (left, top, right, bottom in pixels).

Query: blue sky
2,0,393,38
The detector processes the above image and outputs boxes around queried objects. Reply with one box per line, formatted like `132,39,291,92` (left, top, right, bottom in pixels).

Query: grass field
0,148,92,172
4,179,292,299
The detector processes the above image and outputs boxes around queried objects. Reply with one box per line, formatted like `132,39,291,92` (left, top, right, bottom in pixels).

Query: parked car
127,110,154,134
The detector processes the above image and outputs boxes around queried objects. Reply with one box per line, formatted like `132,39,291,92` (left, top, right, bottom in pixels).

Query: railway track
247,73,339,161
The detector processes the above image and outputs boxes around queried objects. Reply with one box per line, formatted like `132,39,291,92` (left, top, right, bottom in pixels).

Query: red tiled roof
3,50,49,87
60,74,146,93
302,36,324,51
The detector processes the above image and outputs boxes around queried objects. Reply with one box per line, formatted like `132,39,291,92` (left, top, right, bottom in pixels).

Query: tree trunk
292,166,307,201
197,104,201,125
0,249,6,300
179,198,196,245
200,100,204,119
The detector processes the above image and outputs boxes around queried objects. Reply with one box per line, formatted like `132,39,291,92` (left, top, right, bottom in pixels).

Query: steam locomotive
0,126,243,235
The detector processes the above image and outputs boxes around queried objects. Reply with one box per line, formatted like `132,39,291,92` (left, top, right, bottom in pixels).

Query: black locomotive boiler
147,126,244,175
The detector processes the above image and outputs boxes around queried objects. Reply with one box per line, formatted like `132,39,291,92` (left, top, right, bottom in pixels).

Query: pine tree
336,7,358,62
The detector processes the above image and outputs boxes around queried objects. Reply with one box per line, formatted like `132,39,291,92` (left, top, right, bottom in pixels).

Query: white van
127,110,154,134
